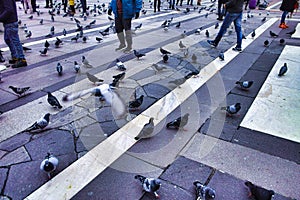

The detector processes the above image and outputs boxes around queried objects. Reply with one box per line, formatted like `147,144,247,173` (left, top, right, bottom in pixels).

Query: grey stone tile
250,52,280,72
160,156,213,194
208,170,249,199
143,83,171,99
77,123,106,151
0,147,31,167
25,129,74,160
0,168,8,192
130,69,156,81
0,150,7,159
0,133,31,152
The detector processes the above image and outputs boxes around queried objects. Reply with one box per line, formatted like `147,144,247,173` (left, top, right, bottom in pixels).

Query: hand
108,8,112,16
135,12,139,19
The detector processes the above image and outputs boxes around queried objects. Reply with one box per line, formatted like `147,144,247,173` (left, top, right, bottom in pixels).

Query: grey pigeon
175,22,181,28
152,63,167,72
163,54,169,63
40,19,44,25
129,95,144,110
236,80,253,90
179,40,186,49
47,92,62,109
63,84,126,117
160,47,171,55
82,56,93,68
112,72,125,83
278,63,287,76
116,59,126,71
261,16,266,22
56,62,63,76
135,175,161,198
166,113,189,130
63,28,67,36
264,39,269,47
279,38,285,45
9,86,30,96
194,181,216,199
40,153,59,179
269,30,278,37
245,181,274,200
24,113,50,132
86,72,103,84
45,40,50,48
221,103,241,116
39,48,48,56
218,51,224,61
133,50,146,59
96,37,103,43
74,61,80,73
251,30,256,38
134,117,155,140
205,30,209,37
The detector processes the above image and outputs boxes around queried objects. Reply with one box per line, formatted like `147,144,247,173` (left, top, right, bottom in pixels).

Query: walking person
108,0,142,53
45,0,53,8
207,0,244,52
80,0,87,15
0,0,27,68
154,0,161,12
279,0,298,29
217,0,227,20
176,0,183,6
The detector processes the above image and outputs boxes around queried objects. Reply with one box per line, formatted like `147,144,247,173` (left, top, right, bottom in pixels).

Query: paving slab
0,168,8,192
0,147,31,167
0,133,31,152
159,156,213,195
250,52,279,72
25,129,75,160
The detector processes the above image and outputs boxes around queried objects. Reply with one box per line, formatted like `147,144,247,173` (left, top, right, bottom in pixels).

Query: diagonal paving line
25,18,278,200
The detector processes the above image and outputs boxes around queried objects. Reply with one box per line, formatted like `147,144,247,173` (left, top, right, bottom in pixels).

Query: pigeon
116,59,126,71
86,72,104,84
251,30,256,38
51,15,55,22
129,95,144,110
40,153,59,179
175,22,181,28
108,15,114,21
278,63,287,76
96,37,103,43
99,30,109,37
113,72,126,82
205,30,209,37
74,61,80,73
47,92,62,109
236,80,254,90
74,18,81,24
23,113,50,132
261,16,266,22
195,28,201,35
63,28,67,36
54,37,62,48
163,54,169,63
221,103,241,116
62,84,126,117
286,29,296,35
82,56,93,68
279,38,285,45
9,86,30,96
215,22,219,29
191,54,197,63
82,36,87,43
71,34,79,42
179,40,186,49
245,181,274,200
23,46,32,52
45,40,50,48
134,175,161,198
269,30,278,37
166,113,189,130
26,31,32,38
142,9,147,15
134,117,155,140
181,30,187,37
160,47,171,55
151,63,167,72
29,15,33,20
264,39,269,47
194,181,216,200
40,19,44,25
39,48,48,56
218,51,224,61
56,63,63,76
133,50,146,59
135,23,142,30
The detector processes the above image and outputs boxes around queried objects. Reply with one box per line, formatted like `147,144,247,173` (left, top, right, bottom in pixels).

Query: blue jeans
280,11,288,23
215,12,243,49
4,22,25,59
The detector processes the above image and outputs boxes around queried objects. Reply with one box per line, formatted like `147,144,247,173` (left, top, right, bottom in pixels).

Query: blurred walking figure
217,0,227,21
108,0,142,53
0,0,27,68
154,0,161,12
279,0,298,29
45,0,53,8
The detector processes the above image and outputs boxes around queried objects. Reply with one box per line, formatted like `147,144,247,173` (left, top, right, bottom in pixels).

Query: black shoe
217,17,223,21
232,47,242,52
9,58,18,64
207,40,217,47
12,59,27,68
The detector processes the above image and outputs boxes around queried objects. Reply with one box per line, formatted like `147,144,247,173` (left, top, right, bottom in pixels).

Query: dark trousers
4,22,25,59
154,0,161,12
45,0,53,7
115,16,132,33
176,0,183,6
80,0,87,13
62,0,67,12
31,0,36,11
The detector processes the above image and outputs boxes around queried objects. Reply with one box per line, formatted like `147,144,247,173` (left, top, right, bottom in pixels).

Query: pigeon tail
134,175,146,183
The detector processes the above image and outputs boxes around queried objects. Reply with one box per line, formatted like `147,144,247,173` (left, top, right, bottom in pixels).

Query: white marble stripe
25,18,278,200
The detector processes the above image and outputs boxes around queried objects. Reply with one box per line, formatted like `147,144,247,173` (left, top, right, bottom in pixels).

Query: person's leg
215,13,234,44
123,18,133,53
233,12,243,49
279,11,289,28
158,0,161,11
45,0,49,8
154,0,157,12
4,23,18,63
115,17,126,50
217,1,222,20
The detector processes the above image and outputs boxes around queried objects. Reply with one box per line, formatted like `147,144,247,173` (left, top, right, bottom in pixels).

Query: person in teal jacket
108,0,142,53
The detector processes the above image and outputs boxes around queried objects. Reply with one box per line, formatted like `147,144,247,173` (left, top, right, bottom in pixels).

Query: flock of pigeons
1,0,293,198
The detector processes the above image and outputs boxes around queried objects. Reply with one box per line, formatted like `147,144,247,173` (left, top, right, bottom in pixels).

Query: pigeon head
44,113,51,122
74,61,78,65
43,160,55,172
235,103,241,110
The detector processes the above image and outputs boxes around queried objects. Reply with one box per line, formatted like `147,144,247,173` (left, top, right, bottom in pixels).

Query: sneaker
115,44,126,51
207,40,217,47
12,59,27,68
123,47,132,54
232,47,242,52
9,58,18,64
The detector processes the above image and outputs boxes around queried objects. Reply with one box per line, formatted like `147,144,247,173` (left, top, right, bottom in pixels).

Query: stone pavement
0,0,299,199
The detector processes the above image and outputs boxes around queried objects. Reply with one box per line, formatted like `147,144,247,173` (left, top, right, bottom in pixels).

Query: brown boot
115,32,126,51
